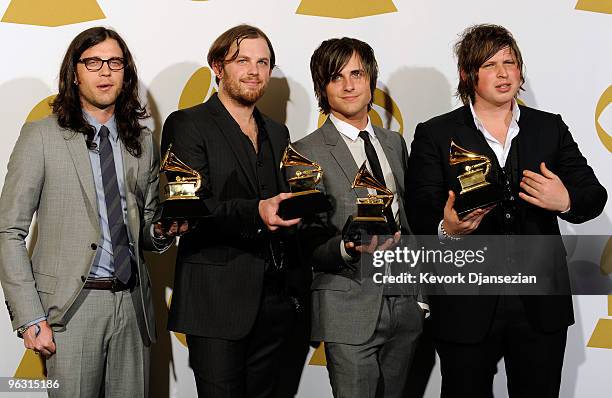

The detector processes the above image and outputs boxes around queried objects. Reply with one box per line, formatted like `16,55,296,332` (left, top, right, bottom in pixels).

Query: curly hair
455,24,525,105
52,27,147,157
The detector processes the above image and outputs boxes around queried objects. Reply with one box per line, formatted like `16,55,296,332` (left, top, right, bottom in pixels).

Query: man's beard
223,76,267,106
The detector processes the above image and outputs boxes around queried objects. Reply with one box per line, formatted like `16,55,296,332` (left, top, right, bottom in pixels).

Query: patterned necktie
358,131,398,233
99,125,132,284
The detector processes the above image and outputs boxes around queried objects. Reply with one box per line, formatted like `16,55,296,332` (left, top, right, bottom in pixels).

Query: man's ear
459,69,468,83
74,73,79,85
212,62,223,81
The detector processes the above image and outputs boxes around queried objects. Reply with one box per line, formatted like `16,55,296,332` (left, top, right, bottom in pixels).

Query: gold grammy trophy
449,140,503,216
159,144,209,220
342,162,394,244
278,144,331,219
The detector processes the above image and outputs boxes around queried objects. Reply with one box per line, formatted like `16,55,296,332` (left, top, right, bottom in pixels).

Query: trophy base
160,198,209,221
278,191,331,220
455,183,504,218
342,215,391,246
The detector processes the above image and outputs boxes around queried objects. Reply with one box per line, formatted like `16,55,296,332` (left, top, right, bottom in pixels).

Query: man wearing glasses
0,27,179,397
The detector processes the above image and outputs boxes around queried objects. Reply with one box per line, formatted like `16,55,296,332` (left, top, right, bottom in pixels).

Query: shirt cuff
18,316,46,336
437,220,445,240
417,302,430,318
340,240,360,263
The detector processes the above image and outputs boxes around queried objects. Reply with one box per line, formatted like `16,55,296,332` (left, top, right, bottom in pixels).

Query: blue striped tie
99,125,132,284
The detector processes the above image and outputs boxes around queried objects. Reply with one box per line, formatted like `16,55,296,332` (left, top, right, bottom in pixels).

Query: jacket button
91,243,98,250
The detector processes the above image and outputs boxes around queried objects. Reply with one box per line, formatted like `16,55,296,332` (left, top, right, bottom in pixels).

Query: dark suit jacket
163,93,308,339
406,104,607,344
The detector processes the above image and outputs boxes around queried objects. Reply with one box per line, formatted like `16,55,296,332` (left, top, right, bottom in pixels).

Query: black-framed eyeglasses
78,57,125,72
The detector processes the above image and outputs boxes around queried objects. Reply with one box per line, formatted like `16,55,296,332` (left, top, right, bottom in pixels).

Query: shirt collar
469,99,521,133
329,113,375,142
83,111,119,142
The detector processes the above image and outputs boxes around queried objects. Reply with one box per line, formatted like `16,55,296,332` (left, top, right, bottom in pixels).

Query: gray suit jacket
295,118,421,345
0,115,165,344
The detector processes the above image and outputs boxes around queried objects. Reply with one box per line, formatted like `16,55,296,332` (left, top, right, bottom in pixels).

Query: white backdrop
0,1,610,397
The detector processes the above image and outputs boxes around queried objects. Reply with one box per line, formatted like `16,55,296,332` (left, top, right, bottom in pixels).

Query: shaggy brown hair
455,24,525,105
310,37,378,114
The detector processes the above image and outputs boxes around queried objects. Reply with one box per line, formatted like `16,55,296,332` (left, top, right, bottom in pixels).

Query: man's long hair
310,37,378,115
455,24,525,105
52,27,147,156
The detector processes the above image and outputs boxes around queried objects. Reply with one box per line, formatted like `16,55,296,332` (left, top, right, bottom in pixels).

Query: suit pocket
33,272,57,294
311,273,351,291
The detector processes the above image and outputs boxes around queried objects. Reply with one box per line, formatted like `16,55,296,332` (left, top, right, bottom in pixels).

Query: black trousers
186,285,296,398
436,295,567,398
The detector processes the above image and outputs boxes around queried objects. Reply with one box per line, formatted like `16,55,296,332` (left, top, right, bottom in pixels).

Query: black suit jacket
406,104,607,344
163,93,308,339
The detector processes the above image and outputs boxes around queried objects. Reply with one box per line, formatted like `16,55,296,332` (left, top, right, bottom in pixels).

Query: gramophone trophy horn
342,162,395,245
281,144,323,192
161,147,202,199
278,144,331,219
449,141,491,194
352,162,393,210
159,144,209,220
449,140,503,217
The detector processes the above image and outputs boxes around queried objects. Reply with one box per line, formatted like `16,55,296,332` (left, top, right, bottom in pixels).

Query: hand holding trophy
278,144,331,219
342,162,395,245
449,140,503,217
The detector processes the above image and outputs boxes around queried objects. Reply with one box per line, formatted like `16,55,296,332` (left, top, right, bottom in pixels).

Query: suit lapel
64,132,97,212
262,114,289,191
208,95,258,194
121,141,140,194
121,141,140,244
321,118,368,198
516,106,533,171
375,127,403,191
454,105,501,169
375,126,409,231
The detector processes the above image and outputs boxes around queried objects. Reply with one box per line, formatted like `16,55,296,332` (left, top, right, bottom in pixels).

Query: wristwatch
17,323,41,338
